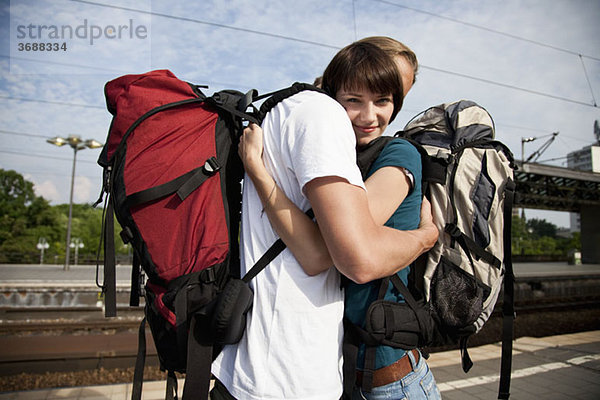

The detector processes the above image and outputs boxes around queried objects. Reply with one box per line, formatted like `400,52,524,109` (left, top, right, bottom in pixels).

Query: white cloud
2,0,599,228
73,175,94,203
29,176,60,203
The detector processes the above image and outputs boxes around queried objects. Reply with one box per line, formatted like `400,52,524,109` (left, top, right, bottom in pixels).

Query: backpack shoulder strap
499,178,516,399
356,136,395,180
242,209,315,282
254,82,326,124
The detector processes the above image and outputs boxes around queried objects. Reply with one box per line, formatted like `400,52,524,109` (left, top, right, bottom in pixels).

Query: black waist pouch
363,298,435,349
204,236,290,345
207,278,254,345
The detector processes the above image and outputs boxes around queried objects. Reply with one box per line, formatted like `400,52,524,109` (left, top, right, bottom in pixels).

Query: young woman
238,39,440,399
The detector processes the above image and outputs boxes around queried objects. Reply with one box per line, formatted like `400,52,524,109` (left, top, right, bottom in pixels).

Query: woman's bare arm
239,123,332,275
239,123,426,277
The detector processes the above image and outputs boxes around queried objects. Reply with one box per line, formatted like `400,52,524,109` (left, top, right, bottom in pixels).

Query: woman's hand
418,197,439,251
239,122,266,177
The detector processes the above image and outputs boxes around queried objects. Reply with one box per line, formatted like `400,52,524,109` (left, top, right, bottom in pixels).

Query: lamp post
521,137,535,163
47,134,103,270
70,237,84,266
521,132,559,164
37,237,49,265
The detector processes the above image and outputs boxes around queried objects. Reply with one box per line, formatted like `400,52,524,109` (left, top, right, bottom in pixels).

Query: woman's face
336,88,394,147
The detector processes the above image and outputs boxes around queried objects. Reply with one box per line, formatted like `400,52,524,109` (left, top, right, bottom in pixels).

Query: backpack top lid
99,69,205,167
403,100,495,150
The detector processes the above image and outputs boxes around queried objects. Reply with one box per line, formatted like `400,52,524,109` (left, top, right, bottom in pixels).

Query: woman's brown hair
357,36,419,85
321,41,404,123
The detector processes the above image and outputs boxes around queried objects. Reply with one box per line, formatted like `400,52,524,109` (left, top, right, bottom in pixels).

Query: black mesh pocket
430,256,490,332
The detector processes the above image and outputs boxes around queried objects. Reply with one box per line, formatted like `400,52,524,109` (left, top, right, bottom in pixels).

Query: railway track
1,269,599,377
1,299,599,377
0,299,597,333
0,306,144,334
2,264,598,391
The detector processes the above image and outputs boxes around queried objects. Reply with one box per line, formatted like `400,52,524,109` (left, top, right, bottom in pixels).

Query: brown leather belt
355,349,420,388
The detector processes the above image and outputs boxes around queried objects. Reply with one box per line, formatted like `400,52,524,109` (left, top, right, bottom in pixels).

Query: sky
1,0,599,229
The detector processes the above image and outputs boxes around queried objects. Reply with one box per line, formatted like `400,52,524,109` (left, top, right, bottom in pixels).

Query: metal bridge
514,161,600,263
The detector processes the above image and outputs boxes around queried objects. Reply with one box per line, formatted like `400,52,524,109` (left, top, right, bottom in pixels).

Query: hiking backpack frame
350,100,517,399
95,69,322,400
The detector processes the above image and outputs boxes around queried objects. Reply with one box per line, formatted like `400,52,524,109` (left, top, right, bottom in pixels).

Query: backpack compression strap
498,179,516,399
242,208,315,282
361,276,392,392
445,223,502,269
103,198,117,317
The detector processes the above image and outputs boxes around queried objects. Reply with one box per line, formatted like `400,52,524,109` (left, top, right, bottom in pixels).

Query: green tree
0,169,60,262
511,215,529,255
527,218,557,239
53,203,126,264
0,169,129,264
511,213,580,258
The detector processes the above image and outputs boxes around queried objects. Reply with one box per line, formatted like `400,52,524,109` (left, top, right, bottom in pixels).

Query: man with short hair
211,42,437,400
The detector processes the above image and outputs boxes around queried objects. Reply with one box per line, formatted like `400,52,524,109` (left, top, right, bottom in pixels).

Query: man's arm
304,176,438,284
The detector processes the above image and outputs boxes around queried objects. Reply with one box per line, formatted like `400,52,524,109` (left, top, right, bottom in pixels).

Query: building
567,121,600,231
567,145,600,173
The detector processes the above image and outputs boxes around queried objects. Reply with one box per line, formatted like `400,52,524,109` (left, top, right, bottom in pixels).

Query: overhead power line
373,0,600,62
0,129,51,139
69,0,340,49
0,130,104,149
579,55,598,107
421,65,598,108
74,0,598,61
0,149,99,164
374,0,599,106
2,54,128,74
0,95,105,109
496,123,552,134
63,0,597,109
3,0,596,112
2,64,596,113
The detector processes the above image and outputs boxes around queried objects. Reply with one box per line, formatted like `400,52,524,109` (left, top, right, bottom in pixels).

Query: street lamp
521,137,536,163
70,237,85,266
520,132,559,164
37,237,49,265
47,134,103,270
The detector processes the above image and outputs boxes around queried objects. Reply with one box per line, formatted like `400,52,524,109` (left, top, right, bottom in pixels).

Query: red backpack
96,69,321,399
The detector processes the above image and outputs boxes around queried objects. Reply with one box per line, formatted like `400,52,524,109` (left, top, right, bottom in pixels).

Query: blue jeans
352,350,441,400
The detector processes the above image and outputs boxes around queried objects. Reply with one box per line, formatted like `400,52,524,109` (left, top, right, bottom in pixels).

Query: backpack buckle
209,92,224,106
120,226,134,244
445,223,461,238
203,157,221,175
200,266,216,283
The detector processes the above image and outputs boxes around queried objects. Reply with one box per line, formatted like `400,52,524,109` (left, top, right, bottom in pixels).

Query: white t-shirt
212,90,365,400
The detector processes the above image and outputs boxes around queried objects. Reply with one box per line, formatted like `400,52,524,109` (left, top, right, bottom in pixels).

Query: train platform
1,262,600,287
0,330,598,399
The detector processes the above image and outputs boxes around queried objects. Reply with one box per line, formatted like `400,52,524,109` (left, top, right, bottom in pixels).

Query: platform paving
0,330,598,399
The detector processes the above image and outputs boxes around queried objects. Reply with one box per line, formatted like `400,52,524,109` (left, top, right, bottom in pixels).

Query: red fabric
146,282,177,326
105,70,229,282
